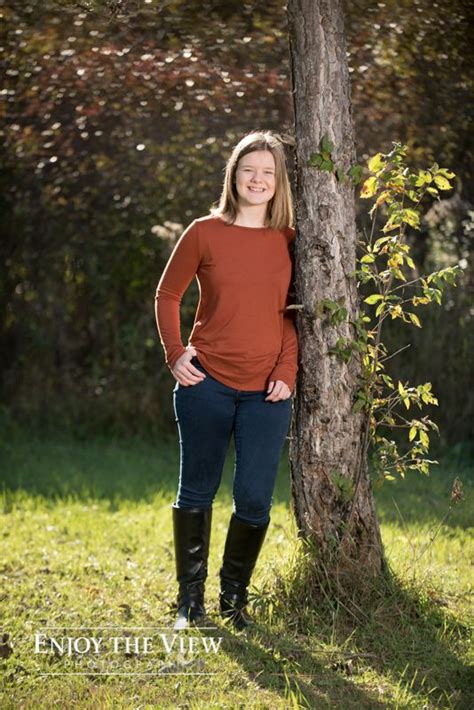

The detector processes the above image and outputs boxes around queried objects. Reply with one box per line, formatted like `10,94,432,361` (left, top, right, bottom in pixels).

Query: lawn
1,419,472,709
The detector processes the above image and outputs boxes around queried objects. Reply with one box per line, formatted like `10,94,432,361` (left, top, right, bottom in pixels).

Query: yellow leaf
409,312,422,327
415,169,432,185
375,190,391,207
382,220,402,233
437,168,455,179
368,153,385,172
434,175,452,190
361,176,378,198
420,430,429,447
402,209,420,228
388,253,403,268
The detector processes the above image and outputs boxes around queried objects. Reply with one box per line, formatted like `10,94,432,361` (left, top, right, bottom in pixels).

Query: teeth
249,187,264,192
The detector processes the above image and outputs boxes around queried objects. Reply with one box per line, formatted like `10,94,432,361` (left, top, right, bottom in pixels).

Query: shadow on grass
187,565,472,709
156,598,387,708
205,625,386,709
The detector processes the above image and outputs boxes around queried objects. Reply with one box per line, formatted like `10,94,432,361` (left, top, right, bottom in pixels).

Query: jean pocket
191,356,205,370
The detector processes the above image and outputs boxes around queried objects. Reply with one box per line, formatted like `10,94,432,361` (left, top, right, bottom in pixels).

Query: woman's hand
265,379,292,402
172,347,206,387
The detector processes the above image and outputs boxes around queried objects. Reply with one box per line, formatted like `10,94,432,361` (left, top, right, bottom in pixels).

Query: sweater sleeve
154,219,201,371
268,228,299,391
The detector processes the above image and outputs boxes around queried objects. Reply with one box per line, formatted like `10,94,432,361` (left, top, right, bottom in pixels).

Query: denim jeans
172,356,293,525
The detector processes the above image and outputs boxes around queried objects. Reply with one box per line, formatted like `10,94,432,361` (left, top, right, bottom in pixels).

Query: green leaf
330,469,354,502
323,299,338,311
348,164,363,185
364,294,384,304
321,134,334,153
308,152,323,167
352,398,366,413
320,159,334,171
360,254,375,263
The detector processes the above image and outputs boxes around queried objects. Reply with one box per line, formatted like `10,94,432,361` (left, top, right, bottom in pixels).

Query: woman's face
234,150,276,207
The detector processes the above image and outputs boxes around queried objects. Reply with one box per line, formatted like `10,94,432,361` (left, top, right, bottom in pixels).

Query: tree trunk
286,0,384,575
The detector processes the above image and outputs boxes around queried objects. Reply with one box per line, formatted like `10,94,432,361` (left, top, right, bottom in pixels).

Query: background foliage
1,0,472,451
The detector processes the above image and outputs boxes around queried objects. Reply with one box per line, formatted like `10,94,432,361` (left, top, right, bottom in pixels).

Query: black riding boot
219,513,270,631
172,504,212,631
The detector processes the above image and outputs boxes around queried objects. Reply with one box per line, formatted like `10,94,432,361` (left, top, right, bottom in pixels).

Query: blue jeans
172,356,293,525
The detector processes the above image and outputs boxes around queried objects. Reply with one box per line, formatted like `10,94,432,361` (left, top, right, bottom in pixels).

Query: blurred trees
1,0,472,448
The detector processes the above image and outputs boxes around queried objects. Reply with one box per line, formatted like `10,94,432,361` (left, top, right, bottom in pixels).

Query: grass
0,418,472,709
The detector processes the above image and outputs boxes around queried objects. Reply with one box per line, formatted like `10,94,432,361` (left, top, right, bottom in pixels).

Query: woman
154,129,298,631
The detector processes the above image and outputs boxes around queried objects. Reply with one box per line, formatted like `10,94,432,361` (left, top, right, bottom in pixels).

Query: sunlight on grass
1,429,472,709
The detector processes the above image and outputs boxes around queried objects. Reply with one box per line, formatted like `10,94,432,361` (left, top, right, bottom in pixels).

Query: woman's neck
233,206,268,228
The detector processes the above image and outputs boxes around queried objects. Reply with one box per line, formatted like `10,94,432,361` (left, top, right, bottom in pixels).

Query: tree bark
287,0,384,575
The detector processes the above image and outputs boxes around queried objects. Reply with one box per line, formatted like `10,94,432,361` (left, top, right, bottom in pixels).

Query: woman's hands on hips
265,380,292,402
171,347,206,387
172,350,291,398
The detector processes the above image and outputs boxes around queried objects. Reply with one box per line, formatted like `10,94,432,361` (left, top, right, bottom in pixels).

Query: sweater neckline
216,217,268,231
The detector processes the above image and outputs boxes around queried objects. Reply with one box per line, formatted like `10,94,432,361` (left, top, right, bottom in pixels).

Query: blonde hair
209,130,294,231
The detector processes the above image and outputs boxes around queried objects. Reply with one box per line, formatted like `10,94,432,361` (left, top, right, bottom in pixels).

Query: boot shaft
219,513,270,589
172,505,212,585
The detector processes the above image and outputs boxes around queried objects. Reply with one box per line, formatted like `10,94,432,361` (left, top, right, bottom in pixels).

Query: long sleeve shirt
155,215,298,391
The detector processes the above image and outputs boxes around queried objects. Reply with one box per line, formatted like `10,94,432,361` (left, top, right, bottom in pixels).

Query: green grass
0,421,472,709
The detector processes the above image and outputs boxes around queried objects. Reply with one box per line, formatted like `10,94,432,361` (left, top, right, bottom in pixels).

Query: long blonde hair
209,130,294,231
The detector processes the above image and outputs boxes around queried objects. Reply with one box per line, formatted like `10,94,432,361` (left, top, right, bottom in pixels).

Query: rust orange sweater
155,215,298,391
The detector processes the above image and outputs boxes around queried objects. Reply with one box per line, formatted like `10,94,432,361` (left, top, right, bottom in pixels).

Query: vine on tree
307,138,461,487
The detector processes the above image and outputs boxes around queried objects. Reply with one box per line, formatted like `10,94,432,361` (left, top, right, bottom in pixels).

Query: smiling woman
210,130,293,232
233,150,276,221
154,130,299,633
